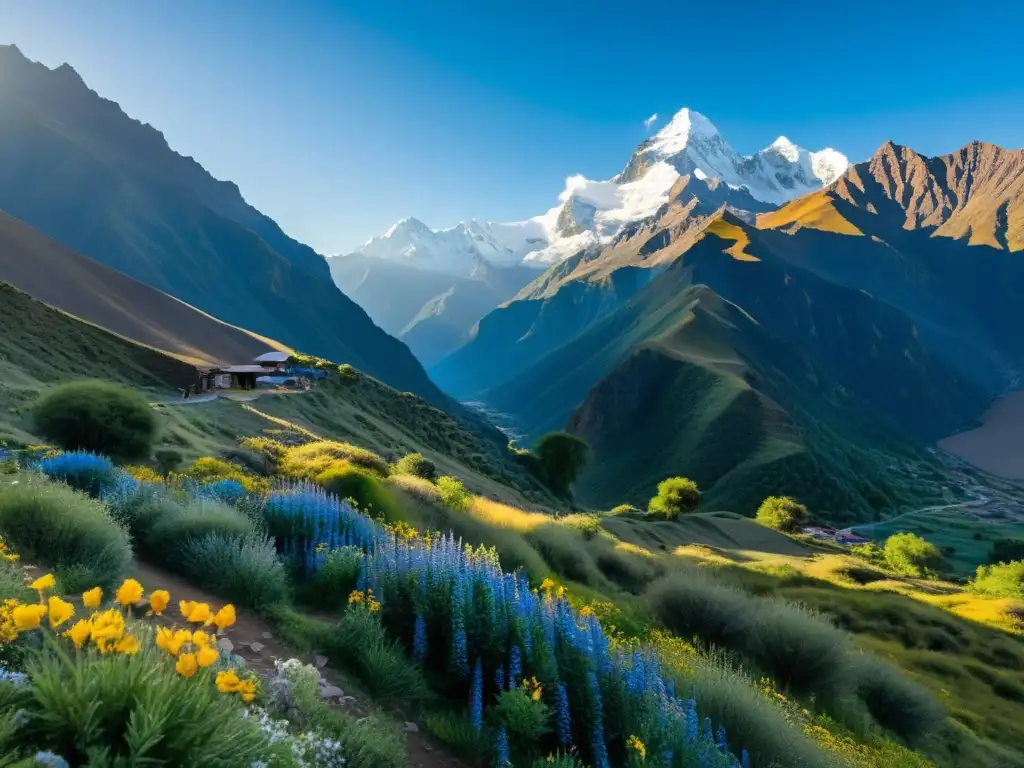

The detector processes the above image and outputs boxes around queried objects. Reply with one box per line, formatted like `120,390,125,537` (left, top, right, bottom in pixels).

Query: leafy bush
755,496,808,533
337,363,359,382
648,477,701,519
32,380,156,462
393,452,438,481
145,499,255,566
746,599,853,700
647,570,752,649
970,560,1024,598
297,546,364,610
325,606,429,704
989,539,1024,564
1,641,273,765
496,685,552,743
182,457,268,494
154,448,184,474
608,504,643,517
38,451,117,498
182,533,290,610
436,475,471,511
534,432,589,496
316,464,398,519
239,437,287,473
883,532,942,578
110,489,184,546
388,473,441,504
279,440,389,478
0,477,131,591
852,654,945,747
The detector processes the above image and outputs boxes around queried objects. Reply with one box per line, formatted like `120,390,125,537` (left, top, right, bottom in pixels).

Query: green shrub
325,608,429,704
424,711,491,763
393,452,437,481
297,546,364,610
3,640,274,765
608,504,643,517
0,477,131,591
647,570,753,649
534,432,589,496
145,499,254,566
527,524,605,588
182,457,268,494
154,448,184,474
970,560,1024,598
316,464,399,519
337,363,359,382
279,440,389,478
436,475,471,512
746,599,853,700
32,380,156,462
108,488,183,546
675,654,833,768
495,687,551,743
852,654,945,747
181,533,289,610
238,437,287,473
387,473,441,504
884,532,942,578
989,539,1024,565
648,477,701,519
755,496,808,533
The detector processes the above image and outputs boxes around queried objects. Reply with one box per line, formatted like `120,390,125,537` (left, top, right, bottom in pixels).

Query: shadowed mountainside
0,44,446,406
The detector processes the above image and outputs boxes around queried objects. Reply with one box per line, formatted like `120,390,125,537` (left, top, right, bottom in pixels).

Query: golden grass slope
0,209,290,365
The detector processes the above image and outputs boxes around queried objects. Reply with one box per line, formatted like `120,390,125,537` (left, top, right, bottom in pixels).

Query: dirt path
130,561,461,768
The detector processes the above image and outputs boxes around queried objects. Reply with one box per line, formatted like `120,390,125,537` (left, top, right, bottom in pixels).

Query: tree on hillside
883,533,942,578
33,380,156,462
755,496,808,533
534,432,590,497
970,560,1024,599
988,538,1024,565
648,477,701,520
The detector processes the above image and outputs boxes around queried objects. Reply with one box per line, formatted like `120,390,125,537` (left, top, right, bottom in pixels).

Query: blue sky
3,0,1022,253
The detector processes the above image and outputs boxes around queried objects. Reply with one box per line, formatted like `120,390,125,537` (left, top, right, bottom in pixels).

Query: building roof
254,351,290,363
221,365,268,374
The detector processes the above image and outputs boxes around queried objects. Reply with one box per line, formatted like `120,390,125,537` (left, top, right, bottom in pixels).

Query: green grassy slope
0,281,194,444
0,44,446,407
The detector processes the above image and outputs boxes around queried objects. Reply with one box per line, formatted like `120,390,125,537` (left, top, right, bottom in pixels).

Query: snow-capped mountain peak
341,107,849,276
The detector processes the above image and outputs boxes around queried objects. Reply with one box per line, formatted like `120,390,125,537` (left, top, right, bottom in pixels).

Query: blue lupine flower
588,671,609,768
198,478,247,505
494,727,510,767
470,659,484,731
413,614,428,664
0,667,28,686
39,451,115,497
509,645,522,689
741,748,752,768
554,682,572,745
716,725,728,752
686,698,699,742
495,666,505,691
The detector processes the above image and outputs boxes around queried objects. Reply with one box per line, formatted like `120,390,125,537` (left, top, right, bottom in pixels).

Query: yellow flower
148,590,170,616
196,646,219,667
347,590,364,605
64,619,92,648
627,735,647,761
179,600,196,618
216,668,241,693
539,578,556,592
191,630,212,647
176,652,198,678
12,604,47,631
47,596,75,629
167,629,193,656
115,579,144,606
579,605,594,617
90,609,126,652
30,573,56,593
82,587,103,609
213,604,236,629
237,679,256,703
186,603,211,624
155,626,174,653
114,634,140,655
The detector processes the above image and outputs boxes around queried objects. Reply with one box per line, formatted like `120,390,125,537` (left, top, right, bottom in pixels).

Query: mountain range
430,140,1024,519
330,108,849,363
0,43,446,408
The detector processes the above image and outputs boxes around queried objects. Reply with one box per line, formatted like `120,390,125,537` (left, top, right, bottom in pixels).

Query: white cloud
643,112,659,130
